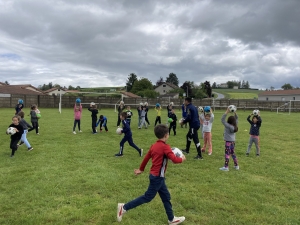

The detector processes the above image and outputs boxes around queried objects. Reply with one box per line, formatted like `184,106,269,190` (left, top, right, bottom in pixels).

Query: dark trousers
169,122,176,135
145,114,150,125
29,121,39,134
73,120,81,131
92,118,97,133
117,115,121,127
124,174,174,221
118,135,140,155
99,121,108,131
155,116,161,126
186,127,202,156
10,138,20,156
126,119,131,126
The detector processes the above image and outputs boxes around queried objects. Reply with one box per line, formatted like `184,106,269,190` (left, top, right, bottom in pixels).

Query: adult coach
180,97,203,159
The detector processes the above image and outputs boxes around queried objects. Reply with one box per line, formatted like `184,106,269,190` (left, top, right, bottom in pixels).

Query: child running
201,108,214,155
168,109,177,136
73,101,82,134
246,112,262,156
17,111,33,151
97,115,108,132
115,112,143,157
139,107,148,129
117,124,186,224
7,115,24,157
88,102,98,134
220,108,239,171
29,105,39,134
154,104,162,126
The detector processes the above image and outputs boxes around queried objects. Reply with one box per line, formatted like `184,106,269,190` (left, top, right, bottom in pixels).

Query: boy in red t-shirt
117,124,186,225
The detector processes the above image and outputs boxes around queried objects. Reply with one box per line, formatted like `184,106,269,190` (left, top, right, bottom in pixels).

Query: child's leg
158,179,174,222
172,124,176,135
73,120,77,131
246,136,254,154
253,136,260,155
10,139,19,156
202,132,208,151
117,115,121,127
119,137,127,155
123,175,162,213
104,124,108,131
158,116,161,124
36,121,39,134
92,119,97,133
78,120,81,131
208,132,212,154
145,115,150,125
169,125,171,135
21,130,31,148
128,136,141,154
155,117,158,126
100,121,103,131
230,142,238,166
224,142,231,168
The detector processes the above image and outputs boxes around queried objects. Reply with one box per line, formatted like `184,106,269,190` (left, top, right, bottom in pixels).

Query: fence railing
1,94,300,111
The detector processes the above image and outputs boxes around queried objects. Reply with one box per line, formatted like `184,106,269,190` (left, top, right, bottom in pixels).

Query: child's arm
210,112,214,123
247,115,252,124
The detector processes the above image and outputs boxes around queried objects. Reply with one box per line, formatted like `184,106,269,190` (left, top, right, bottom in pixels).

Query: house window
266,97,268,101
293,97,295,100
163,90,165,93
281,97,285,101
163,84,166,87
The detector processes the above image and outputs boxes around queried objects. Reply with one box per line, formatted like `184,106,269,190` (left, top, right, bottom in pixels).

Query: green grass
213,89,263,99
0,108,299,225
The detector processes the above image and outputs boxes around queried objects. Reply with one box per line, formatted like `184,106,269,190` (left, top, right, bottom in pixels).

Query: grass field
213,89,263,99
0,108,299,225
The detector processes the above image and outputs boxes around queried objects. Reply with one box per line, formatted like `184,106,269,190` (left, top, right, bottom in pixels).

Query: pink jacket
74,104,82,120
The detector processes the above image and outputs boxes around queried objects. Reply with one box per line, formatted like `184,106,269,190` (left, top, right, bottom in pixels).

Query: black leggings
28,121,39,134
155,116,161,126
73,120,81,131
10,139,19,156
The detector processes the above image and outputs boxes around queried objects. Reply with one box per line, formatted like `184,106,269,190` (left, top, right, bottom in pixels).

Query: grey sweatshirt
19,119,33,130
221,113,238,142
202,113,214,132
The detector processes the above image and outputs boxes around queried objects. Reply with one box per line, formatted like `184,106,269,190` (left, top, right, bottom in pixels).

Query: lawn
213,89,263,99
0,107,299,225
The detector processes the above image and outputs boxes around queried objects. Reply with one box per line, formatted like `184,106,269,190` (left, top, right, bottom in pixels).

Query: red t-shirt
139,140,183,177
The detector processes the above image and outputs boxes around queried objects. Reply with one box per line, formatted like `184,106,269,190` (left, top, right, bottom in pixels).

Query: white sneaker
79,130,82,132
140,149,143,157
219,167,229,171
234,166,239,170
208,152,212,155
168,216,185,225
117,203,126,222
73,131,76,134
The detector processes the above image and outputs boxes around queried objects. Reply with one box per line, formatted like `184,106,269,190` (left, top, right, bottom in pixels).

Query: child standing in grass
154,104,162,126
73,101,82,134
201,108,214,155
117,124,186,225
139,107,148,129
97,115,108,132
7,115,24,157
125,106,133,126
220,108,239,171
17,111,33,151
29,105,39,134
168,109,177,136
88,102,98,134
115,112,143,157
246,112,262,156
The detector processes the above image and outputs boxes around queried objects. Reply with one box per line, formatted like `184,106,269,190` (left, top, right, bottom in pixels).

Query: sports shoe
36,133,40,135
181,149,189,154
219,167,229,171
73,131,76,134
18,142,24,146
168,216,185,225
115,153,123,157
194,155,203,160
246,153,249,156
256,154,260,157
234,166,239,170
79,130,82,132
140,149,143,157
28,147,33,151
208,152,212,155
117,203,126,222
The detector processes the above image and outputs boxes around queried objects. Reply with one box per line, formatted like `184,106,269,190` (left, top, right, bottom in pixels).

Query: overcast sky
0,0,299,90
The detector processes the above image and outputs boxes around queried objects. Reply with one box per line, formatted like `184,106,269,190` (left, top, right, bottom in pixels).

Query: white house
155,82,178,95
44,87,66,96
218,83,228,88
258,90,300,101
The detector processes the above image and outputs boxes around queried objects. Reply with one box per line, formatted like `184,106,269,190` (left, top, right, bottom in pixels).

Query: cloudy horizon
0,0,299,90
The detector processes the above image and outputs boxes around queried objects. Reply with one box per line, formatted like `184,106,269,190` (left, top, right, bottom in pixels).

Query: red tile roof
120,91,141,98
259,89,300,96
0,85,45,95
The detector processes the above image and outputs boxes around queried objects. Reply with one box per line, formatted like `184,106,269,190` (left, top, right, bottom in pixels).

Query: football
170,102,174,106
76,98,81,103
228,105,237,113
253,109,260,116
198,106,204,113
155,103,160,107
168,118,173,123
7,127,16,135
179,118,184,124
116,127,123,135
204,106,211,112
18,99,23,104
171,147,183,158
127,111,132,116
144,102,148,106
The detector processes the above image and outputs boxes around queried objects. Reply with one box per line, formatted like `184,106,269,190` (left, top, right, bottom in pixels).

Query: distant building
233,86,239,89
155,82,178,95
218,83,228,88
258,90,300,101
0,84,45,96
120,91,141,98
160,93,179,99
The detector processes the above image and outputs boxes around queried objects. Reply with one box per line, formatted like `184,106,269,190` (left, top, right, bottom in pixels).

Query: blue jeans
124,174,174,221
21,130,31,148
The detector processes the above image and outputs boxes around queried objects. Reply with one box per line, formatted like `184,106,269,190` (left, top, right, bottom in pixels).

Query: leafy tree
48,82,53,89
54,84,61,88
76,86,81,90
131,78,153,93
156,77,164,87
212,82,217,88
194,89,207,99
126,73,138,92
180,81,193,97
136,89,159,98
245,81,250,89
68,85,75,90
281,83,293,90
166,73,179,86
4,81,9,85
